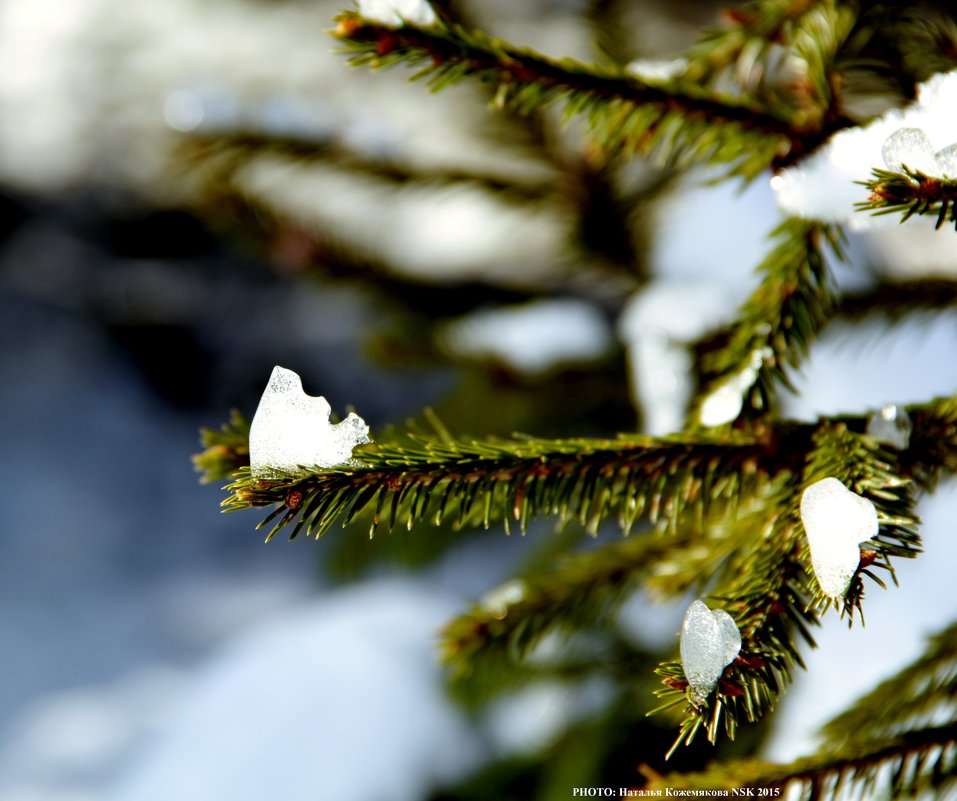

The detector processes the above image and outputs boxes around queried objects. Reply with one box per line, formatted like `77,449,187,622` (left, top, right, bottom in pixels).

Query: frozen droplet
882,128,938,176
935,143,957,178
248,366,371,478
479,579,527,619
679,600,741,705
866,404,912,450
800,477,878,599
356,0,437,27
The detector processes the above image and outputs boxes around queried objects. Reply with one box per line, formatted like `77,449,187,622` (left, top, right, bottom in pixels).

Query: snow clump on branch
248,366,371,478
355,0,437,28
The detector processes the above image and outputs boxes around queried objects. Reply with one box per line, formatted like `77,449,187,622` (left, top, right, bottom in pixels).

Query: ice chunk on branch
248,366,371,478
679,600,741,705
355,0,437,28
800,477,878,600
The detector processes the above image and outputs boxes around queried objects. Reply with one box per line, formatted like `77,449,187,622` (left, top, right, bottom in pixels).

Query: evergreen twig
218,430,779,542
836,277,957,321
192,410,250,483
332,11,858,177
646,621,957,799
649,423,921,753
693,220,841,424
856,167,957,230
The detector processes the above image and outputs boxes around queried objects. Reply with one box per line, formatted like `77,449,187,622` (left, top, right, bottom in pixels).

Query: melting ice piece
800,477,878,599
248,366,371,478
935,143,957,178
882,128,939,176
866,404,912,450
679,600,741,705
698,348,770,427
356,0,437,27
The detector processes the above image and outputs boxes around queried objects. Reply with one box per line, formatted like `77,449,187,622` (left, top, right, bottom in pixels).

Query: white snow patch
481,678,612,757
441,298,613,375
0,667,186,796
618,174,781,434
113,579,486,801
238,161,568,288
619,280,738,435
881,127,941,175
782,316,957,422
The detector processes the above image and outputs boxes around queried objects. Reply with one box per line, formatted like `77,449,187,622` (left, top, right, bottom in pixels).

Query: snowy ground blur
2,1,957,799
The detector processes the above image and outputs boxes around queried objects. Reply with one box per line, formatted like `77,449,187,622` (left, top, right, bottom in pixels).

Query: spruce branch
440,530,697,677
651,423,921,754
332,12,856,177
799,423,921,618
679,0,856,139
650,472,816,756
822,621,957,750
646,621,957,800
693,219,841,424
414,478,785,682
856,167,957,230
181,131,558,203
848,4,957,99
682,0,827,83
219,431,779,542
836,277,957,322
197,391,954,758
902,395,957,491
199,395,957,544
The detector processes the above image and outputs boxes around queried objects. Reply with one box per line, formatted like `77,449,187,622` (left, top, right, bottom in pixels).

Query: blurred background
2,1,957,798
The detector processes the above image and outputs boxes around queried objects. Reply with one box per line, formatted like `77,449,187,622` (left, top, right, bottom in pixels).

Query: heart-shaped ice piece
882,128,938,175
800,477,879,599
248,366,371,478
680,600,741,704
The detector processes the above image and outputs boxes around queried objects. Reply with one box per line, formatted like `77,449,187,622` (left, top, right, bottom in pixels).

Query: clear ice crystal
882,128,938,175
679,600,741,705
866,404,912,450
356,0,437,27
935,143,957,178
800,477,879,599
248,366,371,478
